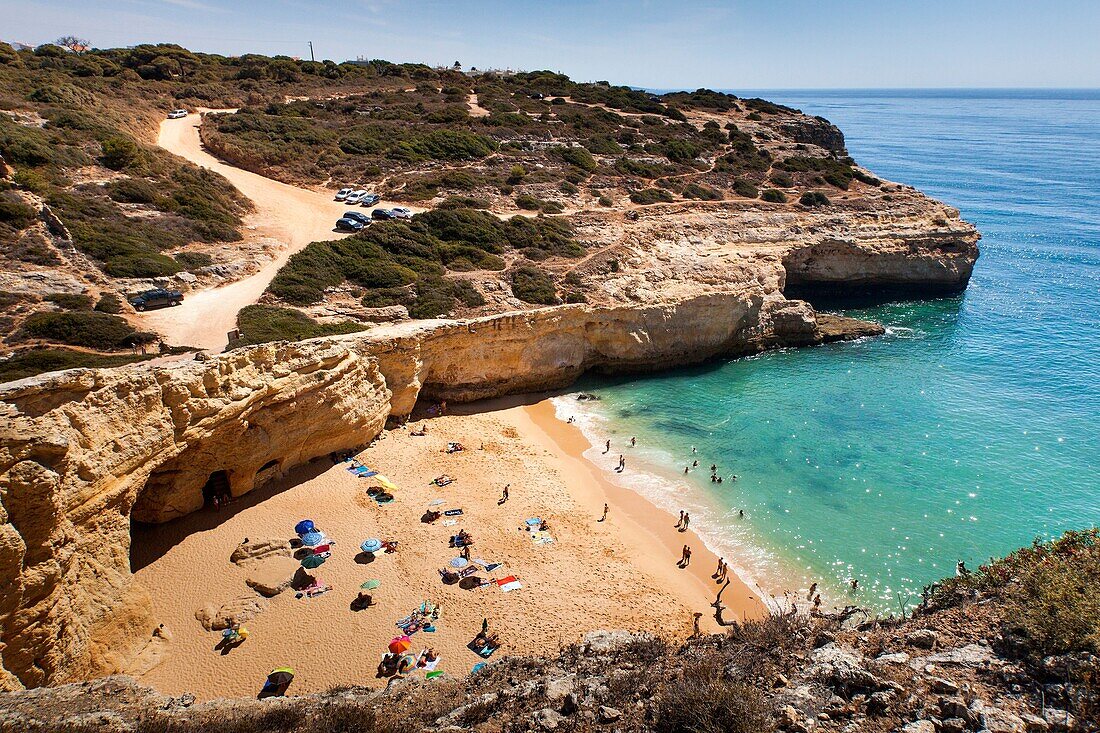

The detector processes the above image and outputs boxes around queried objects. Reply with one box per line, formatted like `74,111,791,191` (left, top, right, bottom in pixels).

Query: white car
334,187,353,201
390,207,414,219
167,109,188,119
344,189,369,204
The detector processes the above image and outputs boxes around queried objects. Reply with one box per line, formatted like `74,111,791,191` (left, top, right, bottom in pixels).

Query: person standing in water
675,510,685,529
630,436,636,447
604,439,610,454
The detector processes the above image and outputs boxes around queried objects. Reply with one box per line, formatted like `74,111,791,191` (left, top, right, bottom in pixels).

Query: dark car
128,288,183,311
335,217,365,232
359,194,381,207
371,208,395,220
342,211,372,225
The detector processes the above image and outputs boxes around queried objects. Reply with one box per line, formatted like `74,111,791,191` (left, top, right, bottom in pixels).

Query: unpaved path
142,112,417,351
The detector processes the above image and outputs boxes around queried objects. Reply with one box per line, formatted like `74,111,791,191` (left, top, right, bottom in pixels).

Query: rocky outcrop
0,288,879,690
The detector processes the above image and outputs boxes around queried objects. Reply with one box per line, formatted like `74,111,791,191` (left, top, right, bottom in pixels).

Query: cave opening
202,470,231,508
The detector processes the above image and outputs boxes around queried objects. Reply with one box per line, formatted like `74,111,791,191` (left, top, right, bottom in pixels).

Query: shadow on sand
129,458,332,573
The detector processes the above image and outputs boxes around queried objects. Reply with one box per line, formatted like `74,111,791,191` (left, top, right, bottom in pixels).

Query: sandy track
143,112,417,352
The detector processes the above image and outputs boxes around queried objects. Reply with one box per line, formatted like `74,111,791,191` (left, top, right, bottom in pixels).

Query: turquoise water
562,90,1100,612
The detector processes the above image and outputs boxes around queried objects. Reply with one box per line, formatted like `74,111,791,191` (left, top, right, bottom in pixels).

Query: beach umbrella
300,531,325,547
388,636,411,654
294,520,315,535
259,667,295,698
360,579,381,590
398,654,417,673
360,538,382,553
427,498,446,507
301,554,326,569
449,557,469,568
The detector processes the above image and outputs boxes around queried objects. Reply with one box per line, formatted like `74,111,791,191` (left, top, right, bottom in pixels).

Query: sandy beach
131,398,763,699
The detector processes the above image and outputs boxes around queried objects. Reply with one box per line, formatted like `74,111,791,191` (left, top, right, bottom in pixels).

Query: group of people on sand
712,557,730,584
210,491,233,510
377,648,439,678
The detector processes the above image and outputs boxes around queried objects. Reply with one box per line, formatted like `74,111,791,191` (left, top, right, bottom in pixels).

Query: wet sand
131,399,763,699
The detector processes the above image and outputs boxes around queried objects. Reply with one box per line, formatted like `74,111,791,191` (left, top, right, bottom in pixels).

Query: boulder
194,596,266,631
230,539,292,566
597,706,622,723
925,644,994,668
581,630,642,654
981,706,1027,733
244,556,301,597
535,707,564,730
906,629,938,649
1041,709,1075,732
929,677,958,694
900,722,936,733
875,652,911,665
807,644,883,694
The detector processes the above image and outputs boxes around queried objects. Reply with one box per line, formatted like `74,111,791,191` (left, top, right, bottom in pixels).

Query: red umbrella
388,635,411,654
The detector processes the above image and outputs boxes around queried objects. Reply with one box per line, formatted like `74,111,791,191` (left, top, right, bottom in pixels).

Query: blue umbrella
294,520,315,535
360,538,382,553
300,531,325,547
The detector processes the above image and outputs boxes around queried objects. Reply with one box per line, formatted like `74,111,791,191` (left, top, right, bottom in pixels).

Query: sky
3,0,1099,89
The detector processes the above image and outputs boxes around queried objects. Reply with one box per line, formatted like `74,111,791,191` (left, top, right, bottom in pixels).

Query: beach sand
130,398,764,699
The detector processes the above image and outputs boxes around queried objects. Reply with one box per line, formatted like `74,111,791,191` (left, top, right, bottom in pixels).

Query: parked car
345,189,369,204
167,109,188,119
389,207,413,219
359,193,381,206
342,211,372,225
334,187,353,201
129,288,183,311
335,217,365,232
371,208,395,220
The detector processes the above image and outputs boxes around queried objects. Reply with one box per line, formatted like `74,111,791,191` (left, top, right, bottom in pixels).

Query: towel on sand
524,517,542,526
530,530,554,545
443,508,463,516
495,576,523,592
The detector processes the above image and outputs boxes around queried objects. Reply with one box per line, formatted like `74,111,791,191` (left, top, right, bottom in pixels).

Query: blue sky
3,0,1098,89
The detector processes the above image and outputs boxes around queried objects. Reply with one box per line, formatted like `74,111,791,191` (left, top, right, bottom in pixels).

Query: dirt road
141,113,365,351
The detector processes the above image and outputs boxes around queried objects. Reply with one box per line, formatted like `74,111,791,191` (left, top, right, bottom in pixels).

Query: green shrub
799,191,830,207
99,135,142,170
507,164,527,184
515,194,541,211
682,183,722,201
45,292,93,311
554,145,598,171
95,293,123,314
629,188,674,205
769,172,794,188
559,181,578,195
106,178,158,204
0,192,37,228
235,305,364,346
391,129,496,162
778,156,855,189
598,195,613,207
732,178,758,198
21,311,138,349
0,348,150,382
583,135,622,155
511,264,558,305
175,251,214,269
761,188,787,203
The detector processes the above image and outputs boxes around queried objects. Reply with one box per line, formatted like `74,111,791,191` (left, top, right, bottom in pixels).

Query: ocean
555,89,1100,613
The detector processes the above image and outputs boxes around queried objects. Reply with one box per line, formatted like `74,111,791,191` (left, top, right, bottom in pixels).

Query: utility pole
308,41,315,62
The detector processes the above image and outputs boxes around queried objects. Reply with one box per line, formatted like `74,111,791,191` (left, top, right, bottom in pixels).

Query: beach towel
530,531,554,545
376,476,399,492
421,658,441,672
354,468,379,478
495,576,523,592
524,517,542,527
431,475,454,487
426,670,444,679
471,662,487,674
442,519,458,527
458,565,478,579
443,508,463,516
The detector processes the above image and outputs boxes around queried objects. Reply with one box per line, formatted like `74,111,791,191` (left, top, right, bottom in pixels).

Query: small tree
56,36,89,54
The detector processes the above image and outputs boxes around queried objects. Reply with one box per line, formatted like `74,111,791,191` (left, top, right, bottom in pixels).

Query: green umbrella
360,579,381,590
301,554,326,569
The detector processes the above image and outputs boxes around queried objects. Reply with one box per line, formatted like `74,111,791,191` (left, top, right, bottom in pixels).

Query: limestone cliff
0,286,884,690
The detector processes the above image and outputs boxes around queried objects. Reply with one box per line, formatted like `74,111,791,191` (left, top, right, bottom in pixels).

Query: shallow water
563,90,1100,612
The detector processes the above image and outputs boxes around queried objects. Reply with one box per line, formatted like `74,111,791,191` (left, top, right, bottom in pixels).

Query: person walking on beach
599,503,609,522
675,510,685,529
678,545,692,568
604,439,611,454
499,484,510,504
617,455,625,471
712,557,724,579
680,513,690,532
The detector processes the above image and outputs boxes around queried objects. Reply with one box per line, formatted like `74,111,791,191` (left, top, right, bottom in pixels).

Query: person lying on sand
352,592,374,611
417,648,438,667
423,509,442,523
377,653,400,678
381,540,399,553
410,423,429,436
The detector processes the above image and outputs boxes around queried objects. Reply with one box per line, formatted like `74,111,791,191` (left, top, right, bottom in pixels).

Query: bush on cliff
0,348,151,382
629,188,673,205
511,264,558,305
761,188,787,204
20,311,147,349
235,305,364,346
799,191,830,207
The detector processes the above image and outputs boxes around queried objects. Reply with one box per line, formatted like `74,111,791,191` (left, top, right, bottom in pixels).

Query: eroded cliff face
0,286,883,690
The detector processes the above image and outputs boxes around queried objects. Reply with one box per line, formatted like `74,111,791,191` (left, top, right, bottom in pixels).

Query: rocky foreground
2,535,1096,733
